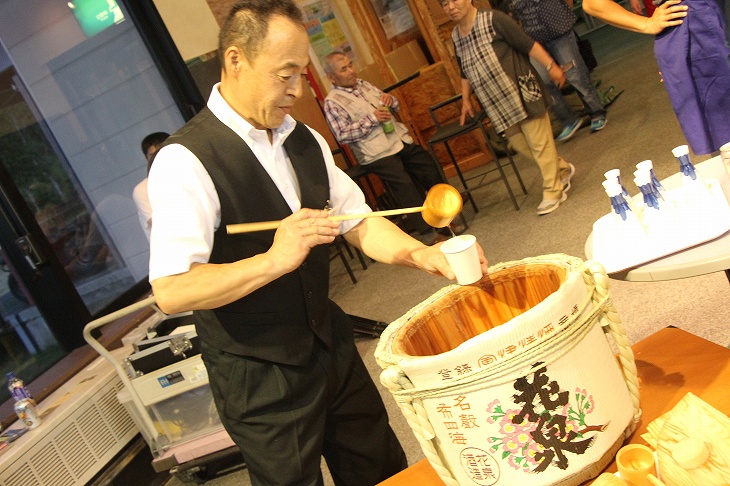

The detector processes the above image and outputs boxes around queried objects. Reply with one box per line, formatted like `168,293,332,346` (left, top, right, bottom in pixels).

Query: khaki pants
506,112,571,200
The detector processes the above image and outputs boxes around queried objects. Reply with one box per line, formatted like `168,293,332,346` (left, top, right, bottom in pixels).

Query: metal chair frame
427,94,527,213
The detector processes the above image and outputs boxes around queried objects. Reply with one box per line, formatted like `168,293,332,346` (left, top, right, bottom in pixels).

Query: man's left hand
412,242,489,281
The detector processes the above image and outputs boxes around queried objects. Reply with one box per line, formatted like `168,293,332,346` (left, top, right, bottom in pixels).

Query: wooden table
378,327,730,485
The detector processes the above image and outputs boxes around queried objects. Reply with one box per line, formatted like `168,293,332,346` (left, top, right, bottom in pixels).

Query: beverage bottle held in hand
380,103,395,133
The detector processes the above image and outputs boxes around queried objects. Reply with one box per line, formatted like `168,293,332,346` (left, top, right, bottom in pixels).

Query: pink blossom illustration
484,386,605,473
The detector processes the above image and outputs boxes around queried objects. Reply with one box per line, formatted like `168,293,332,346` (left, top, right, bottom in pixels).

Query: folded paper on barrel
641,392,730,486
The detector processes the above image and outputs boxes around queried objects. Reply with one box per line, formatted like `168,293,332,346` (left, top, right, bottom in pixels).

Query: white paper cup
440,234,481,285
602,179,622,197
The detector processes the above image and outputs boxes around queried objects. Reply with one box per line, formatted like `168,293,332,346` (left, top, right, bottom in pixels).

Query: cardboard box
358,63,391,90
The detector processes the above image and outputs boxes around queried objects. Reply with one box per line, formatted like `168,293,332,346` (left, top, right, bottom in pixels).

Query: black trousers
363,143,445,235
202,303,407,486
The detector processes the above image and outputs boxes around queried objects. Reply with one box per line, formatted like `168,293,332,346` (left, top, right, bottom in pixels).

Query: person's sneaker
536,192,568,215
555,119,582,142
590,117,607,132
561,163,576,194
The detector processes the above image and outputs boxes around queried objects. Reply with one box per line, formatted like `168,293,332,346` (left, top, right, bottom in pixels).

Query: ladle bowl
420,183,463,228
226,183,463,234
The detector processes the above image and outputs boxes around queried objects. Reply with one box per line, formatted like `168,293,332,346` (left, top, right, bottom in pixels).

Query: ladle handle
226,206,425,234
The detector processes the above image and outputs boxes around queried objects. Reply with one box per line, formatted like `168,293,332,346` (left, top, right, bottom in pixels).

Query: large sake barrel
376,254,641,486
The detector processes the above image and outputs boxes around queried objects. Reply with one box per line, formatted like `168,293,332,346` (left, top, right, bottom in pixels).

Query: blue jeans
536,31,606,126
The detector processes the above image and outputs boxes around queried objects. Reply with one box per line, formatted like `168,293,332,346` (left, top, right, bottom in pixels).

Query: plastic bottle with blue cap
602,180,632,221
604,169,640,216
671,145,710,207
636,160,664,197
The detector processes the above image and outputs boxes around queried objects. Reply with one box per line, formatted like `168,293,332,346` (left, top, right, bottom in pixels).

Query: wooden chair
427,94,527,213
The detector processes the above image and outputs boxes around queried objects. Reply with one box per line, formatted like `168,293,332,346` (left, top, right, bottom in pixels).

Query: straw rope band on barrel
380,365,460,486
376,254,641,486
584,260,642,428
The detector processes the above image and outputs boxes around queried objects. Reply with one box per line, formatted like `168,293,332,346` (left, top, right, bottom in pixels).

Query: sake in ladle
226,183,463,234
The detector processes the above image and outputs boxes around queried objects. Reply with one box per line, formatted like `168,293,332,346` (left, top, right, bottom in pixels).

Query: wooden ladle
226,183,463,234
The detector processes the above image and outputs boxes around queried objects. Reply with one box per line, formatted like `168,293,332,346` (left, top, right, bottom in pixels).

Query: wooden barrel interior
392,264,567,357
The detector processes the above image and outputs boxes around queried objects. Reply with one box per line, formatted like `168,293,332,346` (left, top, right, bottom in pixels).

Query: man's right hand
267,208,340,275
373,107,393,122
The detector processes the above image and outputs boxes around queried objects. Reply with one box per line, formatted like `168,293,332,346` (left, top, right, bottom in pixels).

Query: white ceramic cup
440,234,482,285
720,141,730,171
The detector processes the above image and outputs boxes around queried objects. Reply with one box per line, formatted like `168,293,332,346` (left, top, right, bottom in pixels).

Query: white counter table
585,156,730,282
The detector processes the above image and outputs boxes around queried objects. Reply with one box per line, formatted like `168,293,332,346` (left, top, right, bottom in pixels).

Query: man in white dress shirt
147,1,488,484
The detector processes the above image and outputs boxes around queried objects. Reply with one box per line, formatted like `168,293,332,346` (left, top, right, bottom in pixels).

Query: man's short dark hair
140,132,170,156
218,0,304,68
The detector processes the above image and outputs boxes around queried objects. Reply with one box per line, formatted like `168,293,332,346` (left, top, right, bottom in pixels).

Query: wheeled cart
83,296,243,484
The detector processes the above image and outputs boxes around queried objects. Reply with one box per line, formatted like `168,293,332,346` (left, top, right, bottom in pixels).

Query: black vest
168,108,332,366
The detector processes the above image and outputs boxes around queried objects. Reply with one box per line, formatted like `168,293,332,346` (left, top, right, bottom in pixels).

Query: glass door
0,63,130,316
0,160,81,402
0,244,65,404
0,0,187,403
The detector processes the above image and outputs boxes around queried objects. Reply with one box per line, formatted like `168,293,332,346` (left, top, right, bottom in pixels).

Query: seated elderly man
323,50,450,245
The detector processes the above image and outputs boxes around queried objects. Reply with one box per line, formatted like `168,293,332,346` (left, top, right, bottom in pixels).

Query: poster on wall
369,0,416,39
301,0,354,64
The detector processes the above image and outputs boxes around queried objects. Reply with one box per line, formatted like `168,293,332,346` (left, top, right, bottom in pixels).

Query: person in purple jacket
583,0,730,155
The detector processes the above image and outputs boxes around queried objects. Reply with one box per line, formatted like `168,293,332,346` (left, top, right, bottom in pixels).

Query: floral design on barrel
484,362,608,474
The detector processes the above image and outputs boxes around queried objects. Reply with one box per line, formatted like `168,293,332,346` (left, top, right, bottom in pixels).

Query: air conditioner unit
0,347,137,485
0,296,240,486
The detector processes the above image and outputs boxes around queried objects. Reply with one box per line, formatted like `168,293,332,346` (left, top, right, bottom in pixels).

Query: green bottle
380,104,395,134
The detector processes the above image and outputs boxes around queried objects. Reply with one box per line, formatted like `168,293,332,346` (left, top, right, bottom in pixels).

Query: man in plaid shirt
323,50,450,245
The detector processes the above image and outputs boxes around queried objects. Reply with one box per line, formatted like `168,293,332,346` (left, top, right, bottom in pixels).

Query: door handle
15,235,44,270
